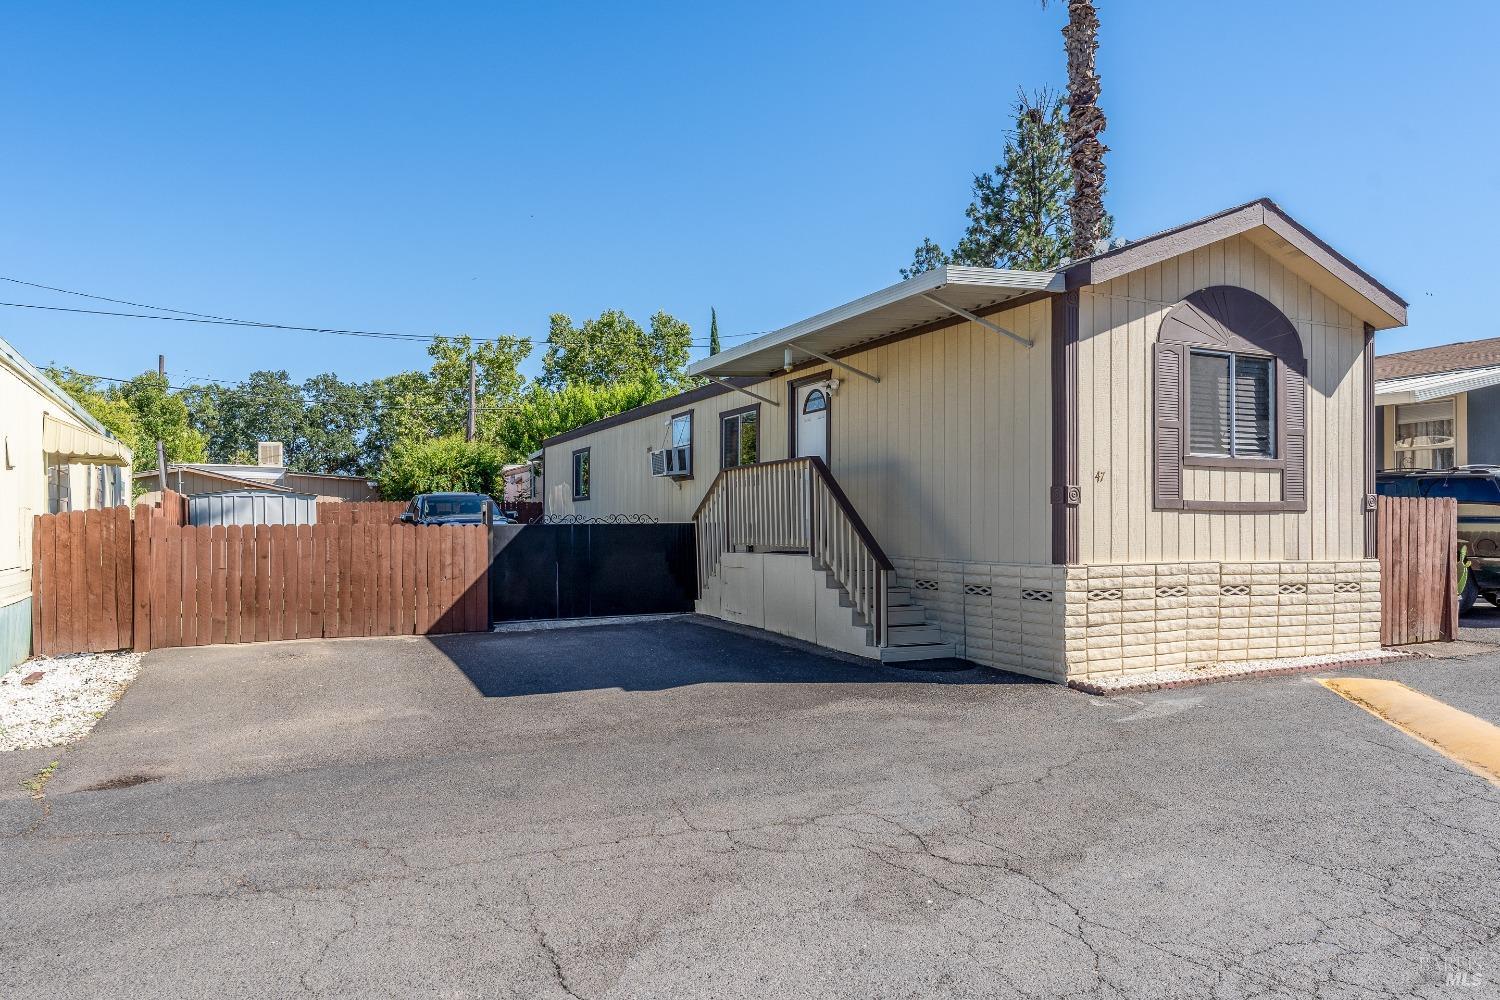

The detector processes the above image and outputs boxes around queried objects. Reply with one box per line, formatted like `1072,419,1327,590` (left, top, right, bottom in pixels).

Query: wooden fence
30,506,135,657
1378,495,1458,646
30,492,489,657
316,500,406,524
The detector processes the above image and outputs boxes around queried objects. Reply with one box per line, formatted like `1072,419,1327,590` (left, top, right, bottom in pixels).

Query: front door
795,383,829,464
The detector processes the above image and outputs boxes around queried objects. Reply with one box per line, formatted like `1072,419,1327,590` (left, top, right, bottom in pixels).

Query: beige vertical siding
1076,234,1369,564
544,298,1054,564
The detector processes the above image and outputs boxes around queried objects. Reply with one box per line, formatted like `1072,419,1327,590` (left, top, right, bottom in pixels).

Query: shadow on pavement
428,616,1039,697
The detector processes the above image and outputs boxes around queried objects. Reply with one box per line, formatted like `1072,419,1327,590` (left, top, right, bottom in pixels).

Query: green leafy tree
539,310,692,391
363,369,435,471
300,374,376,475
187,371,305,467
709,307,721,355
46,368,141,452
118,372,208,470
376,436,507,500
424,334,532,441
493,377,667,461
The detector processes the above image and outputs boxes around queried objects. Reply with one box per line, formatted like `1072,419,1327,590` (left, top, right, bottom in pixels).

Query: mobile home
542,200,1405,683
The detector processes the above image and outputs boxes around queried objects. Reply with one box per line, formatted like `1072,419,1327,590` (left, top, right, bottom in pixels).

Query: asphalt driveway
2,617,1497,999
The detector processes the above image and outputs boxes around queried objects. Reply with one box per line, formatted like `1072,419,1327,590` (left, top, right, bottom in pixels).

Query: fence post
132,504,152,652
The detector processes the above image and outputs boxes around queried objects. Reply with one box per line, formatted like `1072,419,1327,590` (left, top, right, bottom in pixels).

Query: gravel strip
0,652,144,751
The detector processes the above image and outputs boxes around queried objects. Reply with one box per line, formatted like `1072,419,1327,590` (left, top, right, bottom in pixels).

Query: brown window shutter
1153,343,1186,510
1281,361,1308,510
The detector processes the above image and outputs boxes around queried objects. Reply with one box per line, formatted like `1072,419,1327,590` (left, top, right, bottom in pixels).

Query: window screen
721,410,758,469
1189,351,1274,458
572,449,590,501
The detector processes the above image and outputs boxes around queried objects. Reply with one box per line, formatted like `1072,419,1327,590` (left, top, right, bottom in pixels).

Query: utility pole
157,353,168,493
466,358,477,442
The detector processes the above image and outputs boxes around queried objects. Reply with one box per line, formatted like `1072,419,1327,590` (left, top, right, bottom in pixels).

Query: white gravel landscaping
0,652,144,751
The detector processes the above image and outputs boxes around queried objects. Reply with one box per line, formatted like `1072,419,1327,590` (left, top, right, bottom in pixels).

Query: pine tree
901,88,1111,276
709,307,721,355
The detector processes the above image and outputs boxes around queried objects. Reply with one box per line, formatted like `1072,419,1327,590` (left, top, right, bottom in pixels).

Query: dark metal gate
488,523,697,621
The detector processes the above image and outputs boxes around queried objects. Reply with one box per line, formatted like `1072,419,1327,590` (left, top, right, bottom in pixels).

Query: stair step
879,642,957,663
886,624,945,646
886,605,927,626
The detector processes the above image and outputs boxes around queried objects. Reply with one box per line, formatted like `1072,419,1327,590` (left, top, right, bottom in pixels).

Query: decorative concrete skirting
1067,649,1415,696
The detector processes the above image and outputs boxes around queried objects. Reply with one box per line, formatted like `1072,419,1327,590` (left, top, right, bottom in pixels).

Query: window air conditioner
649,445,692,478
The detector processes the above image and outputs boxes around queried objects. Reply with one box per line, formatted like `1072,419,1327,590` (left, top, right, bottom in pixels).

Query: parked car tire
1484,590,1500,609
1460,576,1479,615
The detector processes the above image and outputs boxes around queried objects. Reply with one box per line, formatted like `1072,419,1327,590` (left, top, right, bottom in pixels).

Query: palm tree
1046,0,1109,259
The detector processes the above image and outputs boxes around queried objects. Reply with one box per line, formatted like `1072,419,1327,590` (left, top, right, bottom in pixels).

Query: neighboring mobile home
135,441,380,504
541,199,1406,683
1,335,133,671
1373,336,1500,470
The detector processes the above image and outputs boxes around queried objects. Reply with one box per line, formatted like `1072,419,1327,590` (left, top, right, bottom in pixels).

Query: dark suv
1376,466,1497,611
399,492,508,526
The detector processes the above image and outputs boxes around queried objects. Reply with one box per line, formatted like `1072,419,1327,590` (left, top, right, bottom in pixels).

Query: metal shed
187,490,319,527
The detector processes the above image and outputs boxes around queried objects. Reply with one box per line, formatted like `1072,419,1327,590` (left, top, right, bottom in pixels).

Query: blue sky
1,1,1493,388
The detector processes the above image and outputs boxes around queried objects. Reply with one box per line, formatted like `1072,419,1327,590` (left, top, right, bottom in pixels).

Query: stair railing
692,456,893,645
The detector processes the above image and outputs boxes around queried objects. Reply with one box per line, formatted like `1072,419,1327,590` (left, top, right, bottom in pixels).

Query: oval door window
802,388,828,414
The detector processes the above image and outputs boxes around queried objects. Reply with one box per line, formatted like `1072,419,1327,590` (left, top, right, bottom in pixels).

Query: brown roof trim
1064,198,1407,327
540,379,755,449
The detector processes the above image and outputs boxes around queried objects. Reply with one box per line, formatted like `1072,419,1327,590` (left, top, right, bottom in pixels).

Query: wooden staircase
694,457,956,664
817,571,955,663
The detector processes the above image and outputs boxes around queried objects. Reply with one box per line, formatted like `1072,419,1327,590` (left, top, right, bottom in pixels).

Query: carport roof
687,265,1064,379
1375,365,1500,406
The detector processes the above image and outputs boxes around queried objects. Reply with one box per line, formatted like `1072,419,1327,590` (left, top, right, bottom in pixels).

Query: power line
0,274,768,345
0,300,454,342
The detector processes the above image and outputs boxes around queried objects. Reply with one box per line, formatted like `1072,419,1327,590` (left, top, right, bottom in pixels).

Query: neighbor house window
1393,399,1455,470
720,405,759,469
571,447,590,501
1188,350,1274,458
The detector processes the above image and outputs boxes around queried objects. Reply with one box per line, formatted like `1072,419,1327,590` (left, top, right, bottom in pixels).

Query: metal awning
1374,365,1500,406
688,265,1064,379
42,414,132,466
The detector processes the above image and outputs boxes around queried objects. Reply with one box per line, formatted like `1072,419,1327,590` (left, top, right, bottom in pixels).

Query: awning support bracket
707,377,780,406
787,342,880,384
920,293,1033,348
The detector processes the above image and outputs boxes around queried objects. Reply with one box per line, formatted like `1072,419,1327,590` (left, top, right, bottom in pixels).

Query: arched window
802,388,828,414
1152,285,1307,512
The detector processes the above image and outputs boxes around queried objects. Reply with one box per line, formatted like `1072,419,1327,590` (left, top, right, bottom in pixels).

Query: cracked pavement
1,618,1497,998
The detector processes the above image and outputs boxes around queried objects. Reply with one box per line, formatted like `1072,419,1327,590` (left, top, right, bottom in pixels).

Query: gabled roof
1064,198,1407,330
1374,335,1500,381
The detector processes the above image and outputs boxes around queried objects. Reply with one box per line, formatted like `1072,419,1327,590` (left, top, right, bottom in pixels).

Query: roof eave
688,265,1064,379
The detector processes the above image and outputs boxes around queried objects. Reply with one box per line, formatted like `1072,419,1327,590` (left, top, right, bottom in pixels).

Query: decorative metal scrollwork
542,513,659,525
